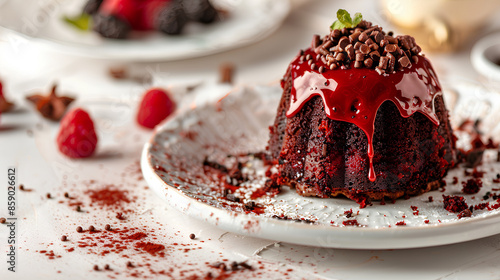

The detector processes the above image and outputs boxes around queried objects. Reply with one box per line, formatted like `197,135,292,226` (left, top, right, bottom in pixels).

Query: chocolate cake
267,11,456,201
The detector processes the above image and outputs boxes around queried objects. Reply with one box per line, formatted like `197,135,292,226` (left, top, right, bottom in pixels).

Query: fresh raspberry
137,88,175,129
99,0,138,26
140,0,172,30
57,108,98,158
99,0,170,30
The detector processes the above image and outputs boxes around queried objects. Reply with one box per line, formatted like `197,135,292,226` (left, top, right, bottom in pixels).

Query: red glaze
286,49,441,181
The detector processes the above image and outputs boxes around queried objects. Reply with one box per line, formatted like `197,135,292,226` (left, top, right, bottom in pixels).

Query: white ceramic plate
0,0,290,61
471,32,500,82
141,84,500,249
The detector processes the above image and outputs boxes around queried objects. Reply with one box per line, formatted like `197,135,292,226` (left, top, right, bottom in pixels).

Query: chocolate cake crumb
344,209,353,218
457,209,472,219
342,219,360,226
443,195,468,213
462,178,482,194
465,149,484,168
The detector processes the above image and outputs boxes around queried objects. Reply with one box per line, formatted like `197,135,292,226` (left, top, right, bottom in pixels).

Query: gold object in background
380,0,500,52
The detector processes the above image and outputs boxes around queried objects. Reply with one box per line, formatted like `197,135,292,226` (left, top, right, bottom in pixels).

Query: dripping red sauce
287,48,442,181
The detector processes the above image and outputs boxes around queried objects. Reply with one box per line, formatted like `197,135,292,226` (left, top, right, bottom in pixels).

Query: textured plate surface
0,0,290,61
142,84,500,249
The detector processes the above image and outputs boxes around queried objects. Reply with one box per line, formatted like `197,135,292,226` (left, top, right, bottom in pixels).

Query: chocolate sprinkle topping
310,20,422,74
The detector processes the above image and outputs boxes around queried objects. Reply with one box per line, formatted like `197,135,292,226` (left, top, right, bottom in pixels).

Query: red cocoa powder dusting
86,186,131,207
135,242,166,257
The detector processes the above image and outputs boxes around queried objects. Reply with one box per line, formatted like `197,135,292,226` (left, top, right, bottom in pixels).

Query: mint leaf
330,20,344,30
330,9,363,30
63,13,91,31
337,9,352,26
353,13,363,26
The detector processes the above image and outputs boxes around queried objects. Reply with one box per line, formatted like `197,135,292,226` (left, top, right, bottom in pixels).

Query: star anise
0,81,14,112
26,84,75,121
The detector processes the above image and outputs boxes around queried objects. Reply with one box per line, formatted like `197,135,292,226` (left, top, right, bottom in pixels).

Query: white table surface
2,0,500,279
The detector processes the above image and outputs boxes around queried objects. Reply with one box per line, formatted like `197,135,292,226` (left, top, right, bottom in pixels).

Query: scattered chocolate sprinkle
64,192,70,198
76,226,83,232
0,217,6,224
127,261,134,268
239,261,253,271
226,193,240,202
76,205,81,212
307,21,421,75
46,193,51,199
109,67,128,79
104,264,110,270
19,184,25,191
219,63,234,84
116,212,126,220
93,265,99,271
61,235,67,241
105,224,112,231
88,225,95,232
244,201,256,211
189,233,195,240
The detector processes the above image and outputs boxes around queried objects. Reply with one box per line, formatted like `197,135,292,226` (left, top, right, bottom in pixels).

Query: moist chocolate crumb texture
267,10,457,202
